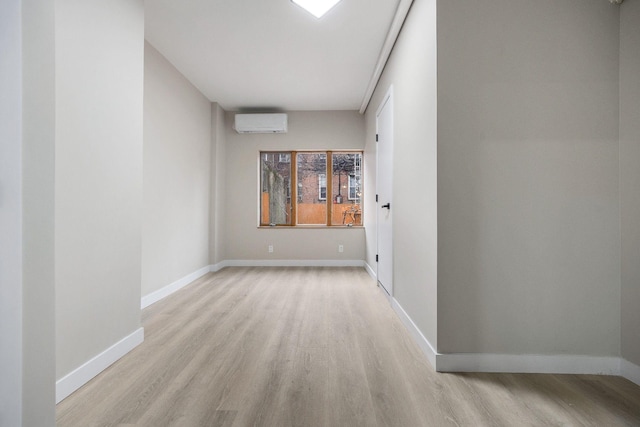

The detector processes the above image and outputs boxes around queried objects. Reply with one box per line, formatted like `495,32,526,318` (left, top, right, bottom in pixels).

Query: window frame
259,150,363,227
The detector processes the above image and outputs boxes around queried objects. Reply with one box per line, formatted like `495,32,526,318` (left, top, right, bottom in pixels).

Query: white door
376,87,393,295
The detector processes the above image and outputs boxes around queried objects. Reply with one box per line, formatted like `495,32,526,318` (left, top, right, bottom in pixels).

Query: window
260,151,362,226
260,152,291,226
348,175,359,200
331,152,362,225
297,152,327,225
318,174,327,200
279,153,290,163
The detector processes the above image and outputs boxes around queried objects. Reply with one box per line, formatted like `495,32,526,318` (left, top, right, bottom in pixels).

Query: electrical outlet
268,245,274,253
338,244,344,253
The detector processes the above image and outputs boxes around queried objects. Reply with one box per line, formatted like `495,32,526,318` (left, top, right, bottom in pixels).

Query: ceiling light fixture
291,0,343,18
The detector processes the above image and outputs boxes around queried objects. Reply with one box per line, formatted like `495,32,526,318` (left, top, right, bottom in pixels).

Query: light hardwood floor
56,267,640,426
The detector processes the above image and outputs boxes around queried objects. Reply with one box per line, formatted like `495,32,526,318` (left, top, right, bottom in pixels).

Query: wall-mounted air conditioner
234,113,288,134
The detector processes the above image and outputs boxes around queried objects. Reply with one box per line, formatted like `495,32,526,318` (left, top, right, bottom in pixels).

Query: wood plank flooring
56,267,640,426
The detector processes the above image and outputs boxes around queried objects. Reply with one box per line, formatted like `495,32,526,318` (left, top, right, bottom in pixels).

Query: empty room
2,0,640,425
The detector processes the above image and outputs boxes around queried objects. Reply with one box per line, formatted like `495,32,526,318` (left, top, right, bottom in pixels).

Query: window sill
258,225,364,229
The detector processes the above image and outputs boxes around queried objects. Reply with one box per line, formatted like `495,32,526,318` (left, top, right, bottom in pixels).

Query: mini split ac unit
234,113,288,134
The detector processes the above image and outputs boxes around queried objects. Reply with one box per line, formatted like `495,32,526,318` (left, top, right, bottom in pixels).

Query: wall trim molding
141,265,210,309
219,259,366,268
436,353,620,376
359,0,414,113
137,263,640,387
56,327,144,403
383,288,640,387
210,261,228,273
364,261,376,281
621,358,640,387
142,261,367,311
378,287,437,368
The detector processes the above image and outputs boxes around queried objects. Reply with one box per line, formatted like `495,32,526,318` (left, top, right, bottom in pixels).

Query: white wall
364,0,438,349
1,1,25,424
22,0,56,422
223,110,365,262
55,0,144,379
437,0,621,356
620,0,640,367
142,42,211,297
1,0,56,424
210,103,227,265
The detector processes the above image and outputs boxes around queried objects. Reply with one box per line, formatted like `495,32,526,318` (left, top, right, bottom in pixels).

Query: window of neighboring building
318,173,327,200
259,150,363,227
279,153,290,163
348,174,359,200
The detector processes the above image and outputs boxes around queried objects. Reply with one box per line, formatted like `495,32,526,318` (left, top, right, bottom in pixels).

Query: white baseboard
139,263,640,385
210,261,228,273
382,287,637,382
621,358,640,387
364,261,376,280
377,286,438,369
56,327,144,403
220,259,365,268
435,353,620,375
141,265,210,309
142,261,367,310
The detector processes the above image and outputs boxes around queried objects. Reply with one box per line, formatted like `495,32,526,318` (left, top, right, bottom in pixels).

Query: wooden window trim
326,151,333,226
290,152,297,226
259,150,363,228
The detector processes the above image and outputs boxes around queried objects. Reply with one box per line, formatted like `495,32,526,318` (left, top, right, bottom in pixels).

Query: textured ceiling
145,0,401,111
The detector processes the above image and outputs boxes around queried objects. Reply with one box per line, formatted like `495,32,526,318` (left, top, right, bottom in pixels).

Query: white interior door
376,87,394,295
